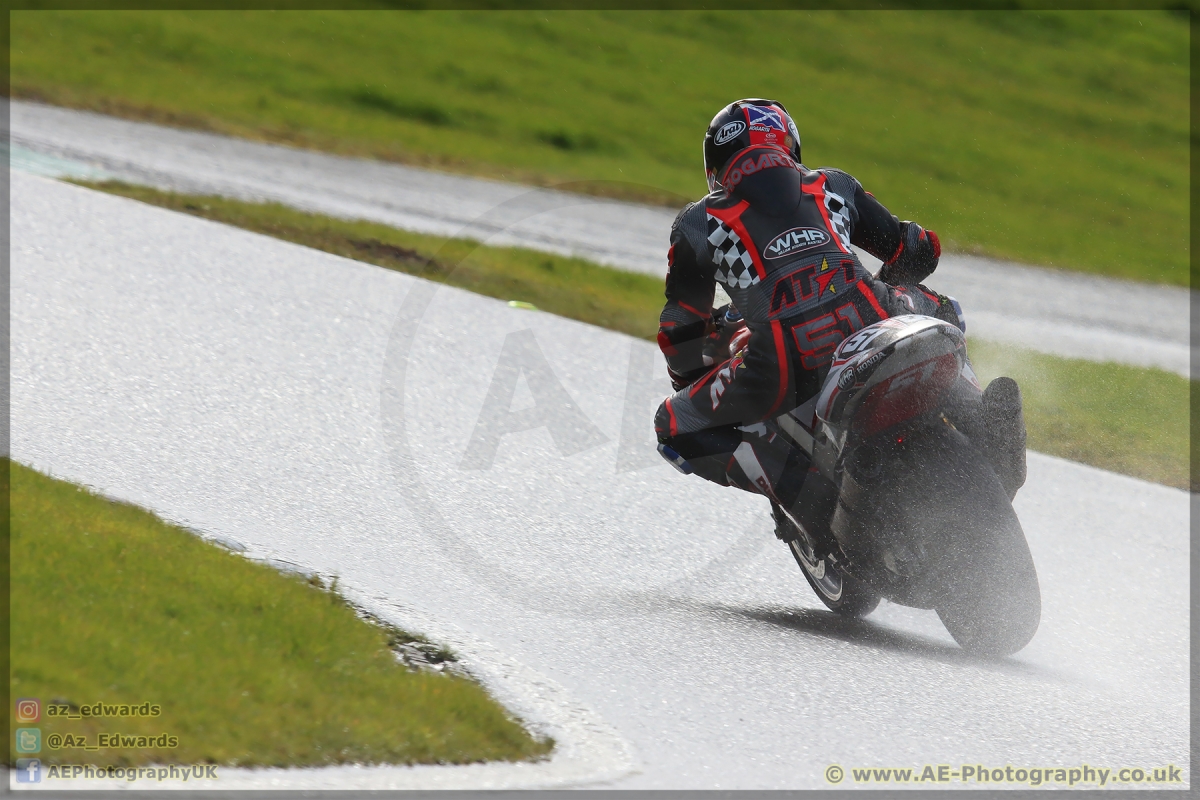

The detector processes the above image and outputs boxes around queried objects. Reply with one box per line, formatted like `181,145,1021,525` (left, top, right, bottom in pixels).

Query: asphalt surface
8,99,1193,377
10,173,1189,789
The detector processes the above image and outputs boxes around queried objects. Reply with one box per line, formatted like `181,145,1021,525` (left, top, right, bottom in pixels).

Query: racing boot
982,377,1027,500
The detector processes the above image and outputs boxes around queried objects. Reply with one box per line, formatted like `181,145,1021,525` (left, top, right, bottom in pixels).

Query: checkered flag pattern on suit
824,190,852,251
707,214,760,289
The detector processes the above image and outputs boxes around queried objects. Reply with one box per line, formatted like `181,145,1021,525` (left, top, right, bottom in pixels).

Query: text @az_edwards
824,763,1185,787
46,731,179,750
47,701,161,719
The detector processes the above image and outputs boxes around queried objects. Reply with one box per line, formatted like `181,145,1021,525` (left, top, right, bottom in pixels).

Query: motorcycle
718,311,1041,656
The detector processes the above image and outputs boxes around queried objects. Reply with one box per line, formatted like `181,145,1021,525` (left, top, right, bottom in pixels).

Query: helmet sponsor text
714,120,746,146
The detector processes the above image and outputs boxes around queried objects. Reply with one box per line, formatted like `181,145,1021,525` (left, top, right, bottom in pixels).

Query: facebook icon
16,758,42,783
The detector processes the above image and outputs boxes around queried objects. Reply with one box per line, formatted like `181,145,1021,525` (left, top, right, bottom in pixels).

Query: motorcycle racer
654,98,966,536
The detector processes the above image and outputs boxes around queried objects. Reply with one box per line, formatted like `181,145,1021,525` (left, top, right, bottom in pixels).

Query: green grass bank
13,10,1189,285
968,342,1188,490
79,181,1191,491
8,460,552,767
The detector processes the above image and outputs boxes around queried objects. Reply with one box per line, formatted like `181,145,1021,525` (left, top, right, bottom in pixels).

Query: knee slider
654,401,694,474
657,442,693,474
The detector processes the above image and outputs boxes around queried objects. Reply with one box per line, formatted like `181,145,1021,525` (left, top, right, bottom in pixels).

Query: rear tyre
924,433,1041,656
773,502,880,618
935,506,1040,656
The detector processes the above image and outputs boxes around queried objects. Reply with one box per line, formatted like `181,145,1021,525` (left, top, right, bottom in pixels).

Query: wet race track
8,170,1190,789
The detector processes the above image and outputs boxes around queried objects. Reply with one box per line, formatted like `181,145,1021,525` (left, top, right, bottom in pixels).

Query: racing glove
877,221,941,286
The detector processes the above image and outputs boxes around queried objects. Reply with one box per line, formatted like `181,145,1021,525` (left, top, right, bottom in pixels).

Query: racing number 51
790,304,865,369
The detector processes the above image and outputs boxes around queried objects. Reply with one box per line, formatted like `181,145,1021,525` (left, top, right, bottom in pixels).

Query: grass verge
12,9,1189,284
969,341,1189,491
77,180,1191,491
77,180,665,341
9,459,552,767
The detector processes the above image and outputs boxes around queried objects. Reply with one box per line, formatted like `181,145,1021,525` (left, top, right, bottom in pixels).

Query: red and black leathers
654,144,958,508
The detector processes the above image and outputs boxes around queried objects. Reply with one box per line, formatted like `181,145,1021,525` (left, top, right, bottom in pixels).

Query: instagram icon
15,699,40,723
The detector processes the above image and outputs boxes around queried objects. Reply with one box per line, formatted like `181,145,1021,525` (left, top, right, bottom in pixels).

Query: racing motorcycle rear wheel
772,502,880,618
875,426,1041,657
932,469,1041,657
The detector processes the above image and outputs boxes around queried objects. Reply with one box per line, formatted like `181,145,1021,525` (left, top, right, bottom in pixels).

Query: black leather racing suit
653,144,961,511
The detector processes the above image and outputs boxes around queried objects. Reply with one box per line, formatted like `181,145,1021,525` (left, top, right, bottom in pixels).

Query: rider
654,98,979,541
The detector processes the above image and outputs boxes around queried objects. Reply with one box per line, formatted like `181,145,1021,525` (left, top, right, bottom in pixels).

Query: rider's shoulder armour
815,167,863,206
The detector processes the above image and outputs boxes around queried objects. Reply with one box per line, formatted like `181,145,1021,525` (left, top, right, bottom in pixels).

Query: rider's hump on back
722,145,805,217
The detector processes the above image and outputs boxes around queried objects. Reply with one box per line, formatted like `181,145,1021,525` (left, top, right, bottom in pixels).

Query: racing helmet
703,99,802,192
